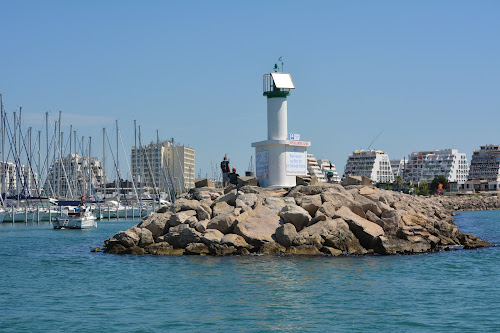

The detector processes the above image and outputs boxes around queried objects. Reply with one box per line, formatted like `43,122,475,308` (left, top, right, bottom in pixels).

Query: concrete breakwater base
100,184,493,256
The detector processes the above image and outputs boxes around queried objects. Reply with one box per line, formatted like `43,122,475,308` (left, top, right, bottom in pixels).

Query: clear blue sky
1,0,499,180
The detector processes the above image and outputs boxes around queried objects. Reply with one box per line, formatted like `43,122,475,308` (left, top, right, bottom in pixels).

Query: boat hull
52,216,97,229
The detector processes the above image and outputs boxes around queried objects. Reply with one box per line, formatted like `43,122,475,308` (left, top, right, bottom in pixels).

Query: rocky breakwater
102,184,492,256
436,195,500,212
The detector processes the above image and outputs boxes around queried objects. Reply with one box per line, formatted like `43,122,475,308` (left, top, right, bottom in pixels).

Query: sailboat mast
0,93,4,198
156,129,160,199
138,125,142,207
58,111,61,197
45,112,48,193
89,136,92,199
134,120,136,196
102,127,106,199
38,130,41,195
116,120,119,199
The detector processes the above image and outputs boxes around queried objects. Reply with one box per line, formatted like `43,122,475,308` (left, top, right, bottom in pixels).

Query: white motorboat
52,206,97,229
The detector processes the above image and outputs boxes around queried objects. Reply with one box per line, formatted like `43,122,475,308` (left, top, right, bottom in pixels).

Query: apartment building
44,154,107,198
343,150,394,183
404,149,468,183
0,161,40,196
131,141,195,194
468,144,500,191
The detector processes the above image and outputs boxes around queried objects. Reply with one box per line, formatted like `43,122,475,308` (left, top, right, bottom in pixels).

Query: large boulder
185,242,210,255
206,213,238,234
279,204,311,232
315,202,337,219
171,198,202,213
300,194,322,217
275,223,298,248
264,196,296,213
217,191,237,206
233,205,281,246
221,234,250,249
138,228,154,247
138,212,172,240
362,201,383,217
168,212,190,227
373,236,432,254
194,178,215,188
165,224,202,248
201,229,225,245
335,206,384,249
235,193,259,210
378,209,402,235
212,201,234,217
114,227,140,248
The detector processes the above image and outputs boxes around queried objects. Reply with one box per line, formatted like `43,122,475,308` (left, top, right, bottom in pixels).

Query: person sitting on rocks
228,168,239,187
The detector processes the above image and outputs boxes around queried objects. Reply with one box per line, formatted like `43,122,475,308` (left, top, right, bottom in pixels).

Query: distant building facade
317,159,341,183
404,149,468,183
131,141,195,195
0,160,39,196
468,145,500,182
44,154,107,199
390,159,405,179
343,150,394,183
468,144,500,191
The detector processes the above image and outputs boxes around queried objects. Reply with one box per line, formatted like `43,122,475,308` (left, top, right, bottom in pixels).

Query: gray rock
169,212,190,227
194,178,215,188
233,205,281,246
212,201,234,217
114,228,140,248
315,201,337,219
206,213,237,234
209,243,238,255
138,212,172,239
217,191,237,206
279,204,311,232
221,233,250,248
194,219,209,233
201,229,225,245
138,228,154,247
185,242,210,255
165,225,202,248
171,198,202,213
275,223,298,247
185,216,199,228
335,206,384,249
362,201,382,217
300,194,322,217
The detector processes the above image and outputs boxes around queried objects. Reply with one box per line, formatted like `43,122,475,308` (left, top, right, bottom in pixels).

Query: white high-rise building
343,150,394,183
404,149,468,183
0,161,40,196
131,141,195,195
390,159,405,178
44,154,107,199
468,145,500,181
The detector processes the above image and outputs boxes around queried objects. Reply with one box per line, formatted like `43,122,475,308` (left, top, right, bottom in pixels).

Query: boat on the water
52,205,97,229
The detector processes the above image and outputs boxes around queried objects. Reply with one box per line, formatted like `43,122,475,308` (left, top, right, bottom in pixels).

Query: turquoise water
1,211,499,332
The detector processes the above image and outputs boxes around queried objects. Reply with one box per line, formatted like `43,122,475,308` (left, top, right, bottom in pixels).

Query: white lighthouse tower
251,65,310,188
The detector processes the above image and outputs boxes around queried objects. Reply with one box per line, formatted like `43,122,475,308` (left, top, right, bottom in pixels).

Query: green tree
393,176,403,191
417,183,429,196
430,175,449,194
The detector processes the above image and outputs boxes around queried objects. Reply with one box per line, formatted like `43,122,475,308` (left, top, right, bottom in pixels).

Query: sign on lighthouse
251,63,311,188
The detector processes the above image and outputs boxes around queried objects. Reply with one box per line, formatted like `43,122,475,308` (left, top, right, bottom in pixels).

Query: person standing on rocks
221,155,230,187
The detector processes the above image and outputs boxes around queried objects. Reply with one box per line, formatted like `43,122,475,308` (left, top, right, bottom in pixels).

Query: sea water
0,211,499,332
